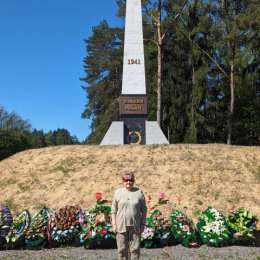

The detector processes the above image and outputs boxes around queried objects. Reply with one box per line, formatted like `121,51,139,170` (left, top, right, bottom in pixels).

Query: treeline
0,105,80,161
81,0,260,145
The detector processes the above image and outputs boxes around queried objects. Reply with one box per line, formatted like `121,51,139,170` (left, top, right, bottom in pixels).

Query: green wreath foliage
6,210,31,248
197,206,231,247
228,208,259,245
80,204,116,249
0,200,259,250
25,207,49,249
145,210,172,247
170,209,199,247
0,205,13,247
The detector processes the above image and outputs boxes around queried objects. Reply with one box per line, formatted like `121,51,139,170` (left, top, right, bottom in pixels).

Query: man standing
111,172,147,260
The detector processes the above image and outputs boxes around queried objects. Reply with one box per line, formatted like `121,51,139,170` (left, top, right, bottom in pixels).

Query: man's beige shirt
111,187,147,233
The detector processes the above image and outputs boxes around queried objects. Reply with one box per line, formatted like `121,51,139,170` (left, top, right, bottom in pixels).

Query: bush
0,130,29,160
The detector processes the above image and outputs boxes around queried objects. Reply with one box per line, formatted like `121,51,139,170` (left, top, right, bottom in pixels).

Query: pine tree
81,21,123,144
205,0,260,144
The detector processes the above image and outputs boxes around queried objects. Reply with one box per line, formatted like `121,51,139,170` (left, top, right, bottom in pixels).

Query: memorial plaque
119,95,147,115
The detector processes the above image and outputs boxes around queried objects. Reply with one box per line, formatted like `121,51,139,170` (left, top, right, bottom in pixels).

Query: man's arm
140,191,147,233
111,192,118,233
111,213,117,233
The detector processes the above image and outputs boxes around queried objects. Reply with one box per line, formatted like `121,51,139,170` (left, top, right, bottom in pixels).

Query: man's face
123,175,134,189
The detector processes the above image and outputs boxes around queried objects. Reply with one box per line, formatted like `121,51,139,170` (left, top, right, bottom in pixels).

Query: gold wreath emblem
128,131,142,145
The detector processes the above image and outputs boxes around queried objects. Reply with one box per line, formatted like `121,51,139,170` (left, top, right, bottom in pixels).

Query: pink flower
182,225,190,232
156,192,165,200
156,192,165,204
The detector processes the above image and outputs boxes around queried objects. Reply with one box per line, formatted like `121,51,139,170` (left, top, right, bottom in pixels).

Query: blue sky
0,0,123,141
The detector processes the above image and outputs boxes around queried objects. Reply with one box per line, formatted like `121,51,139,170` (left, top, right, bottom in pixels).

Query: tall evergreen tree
81,21,123,144
205,0,260,144
161,0,212,143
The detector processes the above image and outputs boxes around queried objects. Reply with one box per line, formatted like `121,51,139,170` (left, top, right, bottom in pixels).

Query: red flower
95,192,102,201
100,228,108,235
94,219,101,225
86,231,92,238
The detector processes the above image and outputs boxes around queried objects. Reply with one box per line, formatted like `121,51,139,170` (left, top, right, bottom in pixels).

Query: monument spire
100,0,169,145
122,0,146,95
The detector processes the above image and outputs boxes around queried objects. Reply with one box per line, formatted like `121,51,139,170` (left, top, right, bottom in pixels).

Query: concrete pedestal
100,121,169,145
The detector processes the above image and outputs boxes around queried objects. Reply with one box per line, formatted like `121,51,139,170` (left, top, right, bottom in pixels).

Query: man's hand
140,225,145,234
112,224,118,233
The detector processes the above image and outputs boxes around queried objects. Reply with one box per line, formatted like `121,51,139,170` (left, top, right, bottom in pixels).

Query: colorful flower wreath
145,210,172,247
25,207,49,249
50,204,83,244
141,227,155,248
80,204,116,249
0,205,13,247
228,208,259,245
197,206,230,247
170,209,199,247
6,210,31,248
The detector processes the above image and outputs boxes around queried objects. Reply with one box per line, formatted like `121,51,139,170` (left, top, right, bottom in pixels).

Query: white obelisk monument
122,0,146,95
101,0,169,145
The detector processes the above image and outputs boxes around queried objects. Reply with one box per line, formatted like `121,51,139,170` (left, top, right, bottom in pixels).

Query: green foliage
228,208,259,244
0,106,81,161
146,209,171,236
25,208,49,249
0,129,29,160
170,209,199,247
80,20,123,144
0,200,259,250
197,206,231,247
6,210,31,248
27,129,46,148
80,203,116,249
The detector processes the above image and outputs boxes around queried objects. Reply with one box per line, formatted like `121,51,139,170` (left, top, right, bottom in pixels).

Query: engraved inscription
124,98,144,111
128,59,141,65
119,95,147,115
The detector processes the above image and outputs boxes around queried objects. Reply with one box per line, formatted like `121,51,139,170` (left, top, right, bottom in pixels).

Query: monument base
100,122,124,145
100,121,169,145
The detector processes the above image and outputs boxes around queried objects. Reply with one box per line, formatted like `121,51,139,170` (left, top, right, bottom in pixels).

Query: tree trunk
156,0,162,127
227,42,236,145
